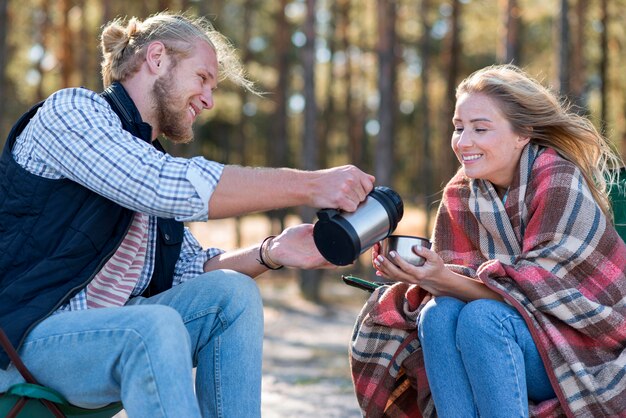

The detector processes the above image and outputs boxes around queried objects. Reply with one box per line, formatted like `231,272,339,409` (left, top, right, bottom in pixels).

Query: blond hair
457,64,623,216
100,11,255,92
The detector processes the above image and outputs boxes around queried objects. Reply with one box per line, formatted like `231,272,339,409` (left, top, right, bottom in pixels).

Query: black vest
0,83,183,369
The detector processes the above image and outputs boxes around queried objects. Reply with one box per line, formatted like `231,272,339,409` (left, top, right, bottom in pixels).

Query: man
0,12,374,418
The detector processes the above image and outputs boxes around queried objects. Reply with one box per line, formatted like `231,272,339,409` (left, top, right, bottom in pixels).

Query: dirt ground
258,274,368,418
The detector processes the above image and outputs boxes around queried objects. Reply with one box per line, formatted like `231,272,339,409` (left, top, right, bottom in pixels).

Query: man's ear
145,41,167,74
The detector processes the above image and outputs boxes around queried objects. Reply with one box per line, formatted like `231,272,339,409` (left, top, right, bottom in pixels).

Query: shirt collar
101,82,153,144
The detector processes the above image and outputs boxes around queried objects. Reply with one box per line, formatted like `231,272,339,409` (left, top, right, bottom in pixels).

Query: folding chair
0,328,123,418
609,167,626,241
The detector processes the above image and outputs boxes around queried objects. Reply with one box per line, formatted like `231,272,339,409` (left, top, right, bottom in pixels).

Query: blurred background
1,0,625,301
2,1,625,415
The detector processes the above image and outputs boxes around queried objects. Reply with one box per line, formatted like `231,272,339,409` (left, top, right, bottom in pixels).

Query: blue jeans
417,297,555,418
0,270,264,418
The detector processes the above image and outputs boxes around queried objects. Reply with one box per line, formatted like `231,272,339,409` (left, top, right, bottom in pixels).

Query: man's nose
201,90,214,110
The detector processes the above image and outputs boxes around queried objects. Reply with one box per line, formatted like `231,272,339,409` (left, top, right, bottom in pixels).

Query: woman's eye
475,128,487,133
454,127,464,133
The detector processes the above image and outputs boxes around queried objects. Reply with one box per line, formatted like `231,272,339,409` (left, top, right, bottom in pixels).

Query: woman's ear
516,127,532,148
516,135,531,148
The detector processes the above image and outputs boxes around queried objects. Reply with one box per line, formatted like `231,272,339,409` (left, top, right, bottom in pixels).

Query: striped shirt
12,87,226,311
86,212,150,308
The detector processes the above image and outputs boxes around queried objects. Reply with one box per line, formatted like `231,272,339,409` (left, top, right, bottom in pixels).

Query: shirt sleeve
14,87,223,222
172,226,224,285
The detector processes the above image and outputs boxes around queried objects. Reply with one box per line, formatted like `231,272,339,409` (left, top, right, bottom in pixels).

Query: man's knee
193,270,263,312
127,305,189,343
116,305,192,373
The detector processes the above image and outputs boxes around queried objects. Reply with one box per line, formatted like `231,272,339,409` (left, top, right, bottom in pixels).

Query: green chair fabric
0,384,123,418
609,167,626,242
0,328,123,418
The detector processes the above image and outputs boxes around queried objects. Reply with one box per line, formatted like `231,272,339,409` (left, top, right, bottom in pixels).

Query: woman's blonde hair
456,64,623,216
100,11,254,92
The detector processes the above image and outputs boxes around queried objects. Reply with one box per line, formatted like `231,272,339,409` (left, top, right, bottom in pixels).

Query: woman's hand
373,245,448,295
372,245,504,301
269,224,336,270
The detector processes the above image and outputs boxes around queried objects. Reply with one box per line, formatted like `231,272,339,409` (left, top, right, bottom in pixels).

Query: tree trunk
498,0,520,64
273,0,290,170
35,0,52,101
269,0,290,234
101,0,112,27
76,0,94,89
339,0,363,168
299,0,323,303
599,0,608,135
234,0,255,248
158,0,171,11
320,1,337,170
568,0,587,113
419,0,434,235
302,0,318,174
557,0,570,96
59,0,74,88
442,0,462,181
375,0,397,188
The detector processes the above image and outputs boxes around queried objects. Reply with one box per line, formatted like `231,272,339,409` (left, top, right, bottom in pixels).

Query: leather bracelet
258,235,284,270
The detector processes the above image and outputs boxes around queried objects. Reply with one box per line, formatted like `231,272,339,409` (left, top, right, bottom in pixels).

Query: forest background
1,0,625,300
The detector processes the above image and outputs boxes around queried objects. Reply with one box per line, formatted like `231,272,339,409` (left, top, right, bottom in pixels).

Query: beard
152,74,194,144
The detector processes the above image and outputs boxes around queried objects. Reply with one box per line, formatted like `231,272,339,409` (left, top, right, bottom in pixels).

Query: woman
350,64,626,418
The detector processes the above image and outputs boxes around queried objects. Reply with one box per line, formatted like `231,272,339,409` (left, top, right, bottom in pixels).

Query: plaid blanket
350,144,626,418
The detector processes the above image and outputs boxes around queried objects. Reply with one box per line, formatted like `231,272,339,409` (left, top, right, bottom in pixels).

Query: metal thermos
313,186,404,266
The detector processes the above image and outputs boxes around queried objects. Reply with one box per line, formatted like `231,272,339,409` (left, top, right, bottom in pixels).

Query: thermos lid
313,209,360,266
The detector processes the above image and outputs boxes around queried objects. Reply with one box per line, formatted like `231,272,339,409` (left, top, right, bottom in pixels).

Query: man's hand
307,165,375,212
269,224,336,269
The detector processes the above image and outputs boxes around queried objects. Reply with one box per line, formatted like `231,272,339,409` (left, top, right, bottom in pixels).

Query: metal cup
379,235,431,266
